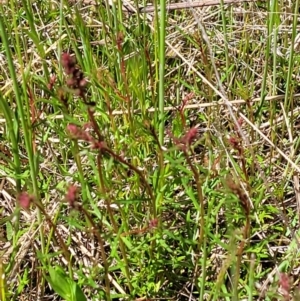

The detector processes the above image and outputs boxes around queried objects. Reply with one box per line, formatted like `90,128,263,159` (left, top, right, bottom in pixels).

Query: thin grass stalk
58,0,64,75
133,3,152,119
0,15,45,250
199,236,208,301
133,0,142,32
248,254,255,301
284,0,299,137
153,0,159,86
152,0,167,236
0,260,7,301
63,20,84,68
152,0,160,134
9,1,23,77
0,15,47,296
271,1,279,97
270,0,279,155
74,8,93,73
20,0,49,81
95,0,113,59
158,0,166,146
219,0,230,93
256,0,276,119
102,0,113,29
95,155,112,301
232,253,241,301
0,95,21,232
3,0,24,202
116,0,124,22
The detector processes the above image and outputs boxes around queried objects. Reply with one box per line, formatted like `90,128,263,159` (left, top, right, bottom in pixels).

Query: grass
1,0,300,300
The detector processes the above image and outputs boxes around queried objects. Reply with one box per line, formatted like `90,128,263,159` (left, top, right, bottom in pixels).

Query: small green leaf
5,222,13,241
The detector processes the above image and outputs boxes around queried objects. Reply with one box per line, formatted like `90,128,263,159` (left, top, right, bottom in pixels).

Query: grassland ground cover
1,0,300,300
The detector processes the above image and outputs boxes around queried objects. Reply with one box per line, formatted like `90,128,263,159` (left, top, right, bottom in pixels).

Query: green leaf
5,222,13,241
47,266,72,300
46,266,87,301
72,282,87,301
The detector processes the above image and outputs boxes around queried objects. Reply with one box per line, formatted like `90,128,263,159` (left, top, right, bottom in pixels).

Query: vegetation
1,0,300,300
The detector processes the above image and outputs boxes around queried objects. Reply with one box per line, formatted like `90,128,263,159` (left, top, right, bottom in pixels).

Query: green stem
284,0,299,134
255,0,276,119
158,0,166,145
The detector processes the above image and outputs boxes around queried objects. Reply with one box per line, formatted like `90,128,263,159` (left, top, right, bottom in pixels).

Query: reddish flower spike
65,185,78,207
279,273,290,296
67,124,80,138
18,192,34,210
184,127,198,145
228,136,240,149
149,218,158,229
